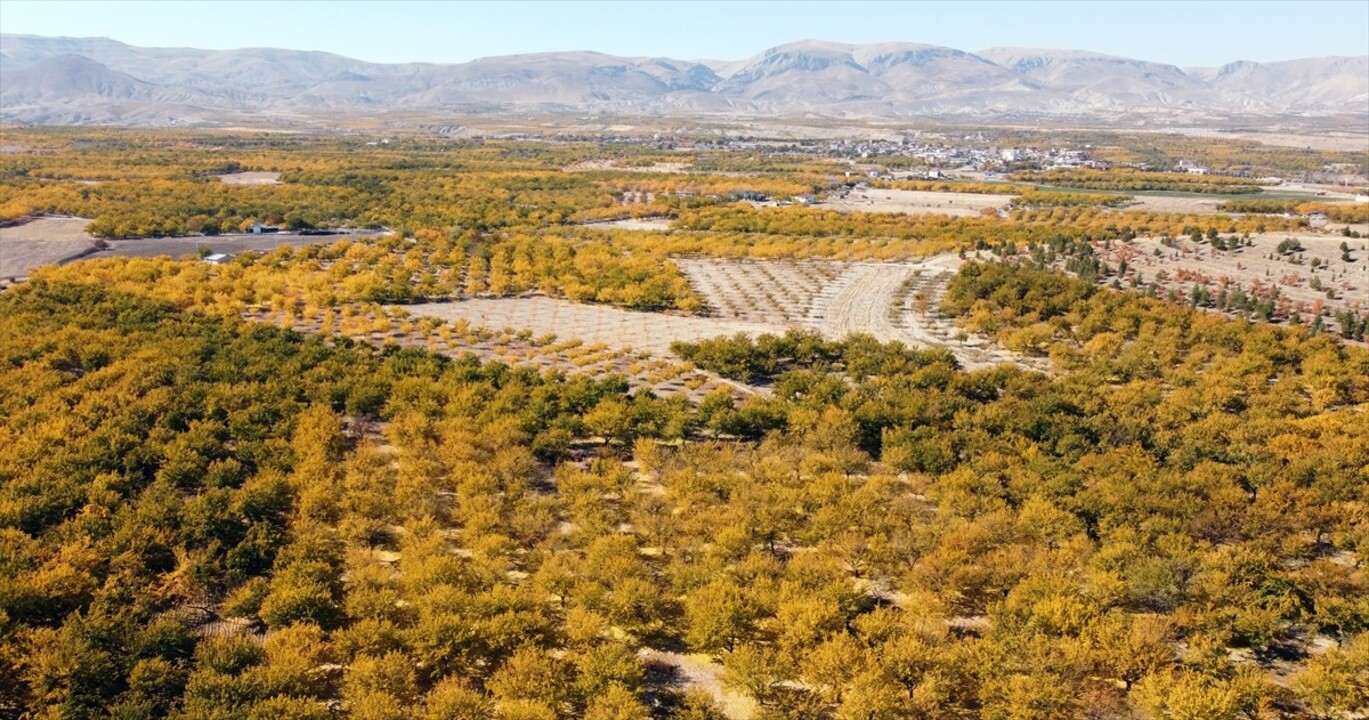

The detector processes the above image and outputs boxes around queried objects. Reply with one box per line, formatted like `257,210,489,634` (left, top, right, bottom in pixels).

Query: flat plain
821,187,1017,216
0,216,97,278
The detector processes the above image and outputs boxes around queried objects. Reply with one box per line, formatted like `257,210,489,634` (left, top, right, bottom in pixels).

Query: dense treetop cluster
1,129,1366,719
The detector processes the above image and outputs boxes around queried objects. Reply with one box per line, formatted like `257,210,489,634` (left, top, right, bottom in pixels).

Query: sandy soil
0,217,98,278
822,188,1016,217
1093,232,1367,332
676,257,846,324
254,304,749,402
1122,191,1362,216
403,297,779,358
679,256,1046,371
564,159,691,173
582,217,675,231
818,262,934,341
0,216,93,243
1122,195,1232,214
1274,182,1366,201
217,171,281,185
640,649,756,720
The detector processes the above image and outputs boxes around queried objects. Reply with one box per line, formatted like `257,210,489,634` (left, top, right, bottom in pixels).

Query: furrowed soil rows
1091,233,1367,335
248,304,760,402
403,297,781,358
822,187,1017,216
681,255,1045,371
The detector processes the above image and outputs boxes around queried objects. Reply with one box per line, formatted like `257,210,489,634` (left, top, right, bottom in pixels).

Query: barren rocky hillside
1,34,1366,125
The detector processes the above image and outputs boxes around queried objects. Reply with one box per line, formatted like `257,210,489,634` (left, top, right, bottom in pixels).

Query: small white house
203,253,233,265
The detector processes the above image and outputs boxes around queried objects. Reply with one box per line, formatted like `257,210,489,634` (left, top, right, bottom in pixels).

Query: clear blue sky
3,0,1367,66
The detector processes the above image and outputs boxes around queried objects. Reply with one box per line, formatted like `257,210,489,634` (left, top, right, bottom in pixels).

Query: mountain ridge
2,34,1365,126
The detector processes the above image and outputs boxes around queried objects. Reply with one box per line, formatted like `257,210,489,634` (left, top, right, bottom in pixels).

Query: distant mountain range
1,35,1366,126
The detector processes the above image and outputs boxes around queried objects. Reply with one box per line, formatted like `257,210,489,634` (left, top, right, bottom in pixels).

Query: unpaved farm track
811,262,916,341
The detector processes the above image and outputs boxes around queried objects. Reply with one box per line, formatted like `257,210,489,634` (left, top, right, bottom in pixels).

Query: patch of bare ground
217,171,281,185
640,649,757,720
580,217,675,231
1092,232,1367,335
1121,191,1362,216
65,229,388,264
679,255,1047,372
1121,195,1232,215
821,187,1016,217
245,304,757,403
564,159,691,173
403,297,781,358
0,216,98,279
676,257,847,324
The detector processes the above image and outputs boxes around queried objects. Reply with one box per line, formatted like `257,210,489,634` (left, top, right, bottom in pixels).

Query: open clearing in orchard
1120,191,1363,215
681,255,1046,371
821,187,1017,216
580,217,675,231
252,305,753,402
403,297,779,358
80,229,387,261
402,255,1043,375
217,171,282,185
563,159,691,173
0,217,97,278
639,649,756,720
1121,194,1232,214
679,257,1040,372
1093,232,1367,333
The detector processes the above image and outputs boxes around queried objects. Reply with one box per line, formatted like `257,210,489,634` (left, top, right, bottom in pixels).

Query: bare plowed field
403,297,779,357
1094,233,1367,333
675,258,846,324
822,188,1016,217
681,255,1044,371
393,257,1042,382
253,304,757,401
217,171,281,185
0,217,97,278
581,217,674,231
